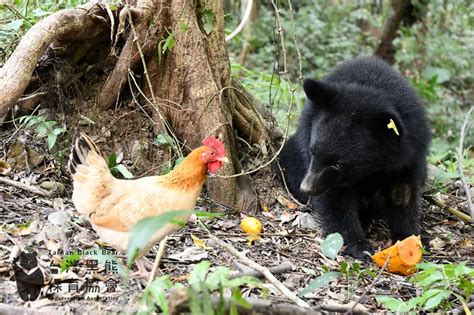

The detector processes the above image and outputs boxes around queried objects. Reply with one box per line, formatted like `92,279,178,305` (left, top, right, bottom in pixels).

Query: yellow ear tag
387,118,400,136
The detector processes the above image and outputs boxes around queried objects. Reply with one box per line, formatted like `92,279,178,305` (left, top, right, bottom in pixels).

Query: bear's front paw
343,242,374,260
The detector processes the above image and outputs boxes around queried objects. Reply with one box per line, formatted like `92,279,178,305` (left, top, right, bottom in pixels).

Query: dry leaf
7,141,44,170
191,234,212,250
0,159,12,175
276,194,297,209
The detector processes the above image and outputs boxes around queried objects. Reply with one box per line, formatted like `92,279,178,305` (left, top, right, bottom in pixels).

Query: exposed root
0,1,110,119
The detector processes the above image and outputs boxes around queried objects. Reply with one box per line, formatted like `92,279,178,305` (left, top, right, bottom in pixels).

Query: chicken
68,133,228,262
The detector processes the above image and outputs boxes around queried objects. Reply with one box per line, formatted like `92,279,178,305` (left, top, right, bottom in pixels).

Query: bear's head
19,252,38,270
300,78,412,195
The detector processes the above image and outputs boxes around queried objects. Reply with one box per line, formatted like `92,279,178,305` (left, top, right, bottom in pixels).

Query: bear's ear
371,111,404,139
303,78,336,104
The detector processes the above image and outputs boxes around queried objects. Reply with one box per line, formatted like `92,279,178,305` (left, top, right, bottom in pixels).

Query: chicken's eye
210,151,216,156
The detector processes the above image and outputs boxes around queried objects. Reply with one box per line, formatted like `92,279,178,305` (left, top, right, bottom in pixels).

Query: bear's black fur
278,56,430,259
13,252,44,301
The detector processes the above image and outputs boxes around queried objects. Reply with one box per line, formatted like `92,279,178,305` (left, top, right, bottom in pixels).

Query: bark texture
374,0,411,64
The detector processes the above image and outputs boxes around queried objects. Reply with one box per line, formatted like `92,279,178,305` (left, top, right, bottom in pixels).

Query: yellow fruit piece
372,235,422,276
240,217,263,235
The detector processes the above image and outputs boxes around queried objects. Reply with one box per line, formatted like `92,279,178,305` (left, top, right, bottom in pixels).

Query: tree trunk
374,0,411,64
0,0,274,210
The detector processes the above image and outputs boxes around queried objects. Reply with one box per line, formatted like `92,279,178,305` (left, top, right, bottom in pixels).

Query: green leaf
422,289,451,310
225,276,262,291
47,133,57,150
202,9,214,35
173,157,185,169
201,283,214,315
147,276,173,315
189,261,211,292
454,261,474,277
35,124,48,137
154,134,174,147
127,211,191,266
375,296,406,312
53,127,66,135
205,266,229,291
108,153,117,168
163,32,176,52
417,270,444,288
194,211,225,218
188,288,202,315
299,271,340,295
422,67,452,84
114,164,134,179
60,251,81,272
321,233,343,259
231,287,252,309
178,22,189,32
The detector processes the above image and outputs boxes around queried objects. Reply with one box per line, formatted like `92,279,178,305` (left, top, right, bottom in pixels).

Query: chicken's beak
217,156,229,163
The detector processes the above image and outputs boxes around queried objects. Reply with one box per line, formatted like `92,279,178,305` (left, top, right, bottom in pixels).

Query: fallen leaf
169,247,208,262
172,274,190,282
48,211,70,226
0,159,12,175
429,237,446,251
40,181,65,194
278,210,296,225
7,141,44,170
191,233,212,250
10,220,34,236
276,194,297,209
293,213,318,230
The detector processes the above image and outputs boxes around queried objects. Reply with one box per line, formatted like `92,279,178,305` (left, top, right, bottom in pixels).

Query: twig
147,236,168,286
198,221,311,309
0,177,52,198
424,195,471,222
347,251,391,313
231,261,293,279
457,106,473,221
323,301,368,313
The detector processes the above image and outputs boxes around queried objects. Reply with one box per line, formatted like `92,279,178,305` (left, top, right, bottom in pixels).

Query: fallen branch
231,261,293,279
0,177,52,198
199,222,311,309
169,293,321,315
457,106,473,221
423,195,472,223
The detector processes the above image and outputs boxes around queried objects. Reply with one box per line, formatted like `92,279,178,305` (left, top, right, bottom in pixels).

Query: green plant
376,261,474,312
19,114,66,150
300,233,377,297
107,152,134,179
141,260,265,315
157,28,176,63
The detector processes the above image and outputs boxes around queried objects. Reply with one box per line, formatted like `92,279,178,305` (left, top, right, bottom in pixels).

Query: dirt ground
0,112,472,314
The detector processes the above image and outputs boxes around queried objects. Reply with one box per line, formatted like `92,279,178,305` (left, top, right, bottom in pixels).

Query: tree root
0,1,110,119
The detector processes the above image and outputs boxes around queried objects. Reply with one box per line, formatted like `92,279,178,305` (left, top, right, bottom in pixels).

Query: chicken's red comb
202,136,225,156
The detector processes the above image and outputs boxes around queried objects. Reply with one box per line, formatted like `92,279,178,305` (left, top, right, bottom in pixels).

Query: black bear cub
278,56,430,259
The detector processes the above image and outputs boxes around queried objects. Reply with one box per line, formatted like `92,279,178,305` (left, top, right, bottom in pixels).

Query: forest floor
0,121,473,314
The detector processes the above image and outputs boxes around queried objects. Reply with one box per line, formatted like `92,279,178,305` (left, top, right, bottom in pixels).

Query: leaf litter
0,128,472,313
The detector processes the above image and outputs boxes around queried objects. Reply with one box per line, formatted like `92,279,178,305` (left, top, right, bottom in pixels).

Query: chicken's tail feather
68,133,101,174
